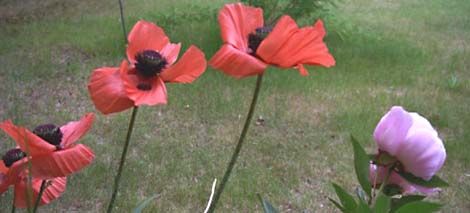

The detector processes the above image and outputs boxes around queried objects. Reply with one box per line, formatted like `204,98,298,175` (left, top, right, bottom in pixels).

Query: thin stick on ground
204,179,218,213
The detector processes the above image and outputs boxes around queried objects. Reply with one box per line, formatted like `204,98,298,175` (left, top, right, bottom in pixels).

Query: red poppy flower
0,161,66,208
88,20,207,114
209,3,335,78
0,113,95,179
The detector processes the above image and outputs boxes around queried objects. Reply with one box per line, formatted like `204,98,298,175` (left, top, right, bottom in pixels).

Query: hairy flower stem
107,107,139,213
11,191,16,213
32,180,47,213
208,74,264,212
118,0,128,44
373,166,393,205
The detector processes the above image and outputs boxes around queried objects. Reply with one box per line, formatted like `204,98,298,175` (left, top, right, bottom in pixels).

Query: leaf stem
207,74,264,212
107,107,139,213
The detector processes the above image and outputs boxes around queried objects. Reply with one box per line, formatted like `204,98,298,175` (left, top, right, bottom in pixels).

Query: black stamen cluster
135,50,168,78
137,83,152,91
248,26,273,55
2,148,26,167
33,124,63,147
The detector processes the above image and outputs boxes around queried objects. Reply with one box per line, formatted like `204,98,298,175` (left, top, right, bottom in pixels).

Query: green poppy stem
207,74,264,212
118,0,128,44
107,107,139,213
11,191,16,213
32,180,47,213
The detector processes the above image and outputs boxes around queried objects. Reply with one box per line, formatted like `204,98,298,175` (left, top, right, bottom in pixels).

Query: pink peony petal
373,106,413,155
399,129,446,180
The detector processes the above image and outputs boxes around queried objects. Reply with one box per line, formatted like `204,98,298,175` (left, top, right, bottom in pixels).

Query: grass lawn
0,0,469,212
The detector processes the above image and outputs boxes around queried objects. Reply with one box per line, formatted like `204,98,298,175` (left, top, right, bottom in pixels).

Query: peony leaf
328,197,346,212
332,183,357,211
383,184,402,196
257,194,279,213
355,199,372,213
390,195,426,213
397,172,449,188
373,193,391,213
394,201,442,213
351,135,372,197
134,194,159,213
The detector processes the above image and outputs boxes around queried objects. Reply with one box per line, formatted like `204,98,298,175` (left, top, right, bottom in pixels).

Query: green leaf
390,195,426,213
373,193,391,213
257,194,279,213
383,184,402,196
397,172,449,188
394,201,442,213
134,194,159,213
332,183,357,211
355,200,372,213
351,135,372,197
328,197,346,212
376,152,397,166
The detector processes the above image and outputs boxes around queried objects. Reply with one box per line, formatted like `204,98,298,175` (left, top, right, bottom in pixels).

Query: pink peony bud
373,106,446,180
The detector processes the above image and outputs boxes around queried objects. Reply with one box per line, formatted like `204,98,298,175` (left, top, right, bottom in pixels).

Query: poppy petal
127,20,170,64
14,177,66,208
258,17,335,70
209,44,267,78
122,70,168,106
218,3,264,51
0,160,7,174
60,113,95,148
160,43,182,66
31,144,94,179
0,121,55,156
297,64,309,76
88,61,135,115
0,160,14,193
0,158,28,192
160,45,207,83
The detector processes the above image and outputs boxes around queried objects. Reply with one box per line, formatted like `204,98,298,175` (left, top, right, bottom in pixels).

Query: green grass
0,0,469,212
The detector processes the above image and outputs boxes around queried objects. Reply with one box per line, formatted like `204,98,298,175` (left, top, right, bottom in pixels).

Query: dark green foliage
241,0,340,23
390,195,426,213
397,172,449,188
331,183,358,212
351,136,372,198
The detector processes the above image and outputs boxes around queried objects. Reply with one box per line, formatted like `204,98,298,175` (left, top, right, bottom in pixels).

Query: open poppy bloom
0,113,95,179
0,160,66,208
88,20,207,114
373,106,446,180
209,3,335,78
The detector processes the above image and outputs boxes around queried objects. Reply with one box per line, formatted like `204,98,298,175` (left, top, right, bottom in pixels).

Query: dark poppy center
248,26,273,56
2,148,26,167
135,50,168,78
33,124,63,147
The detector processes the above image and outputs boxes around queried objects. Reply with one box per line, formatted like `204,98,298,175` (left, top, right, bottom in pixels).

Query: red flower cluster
88,20,207,114
0,114,95,207
210,3,335,78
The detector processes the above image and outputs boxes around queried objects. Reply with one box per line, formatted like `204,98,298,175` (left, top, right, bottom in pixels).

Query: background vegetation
0,0,469,212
